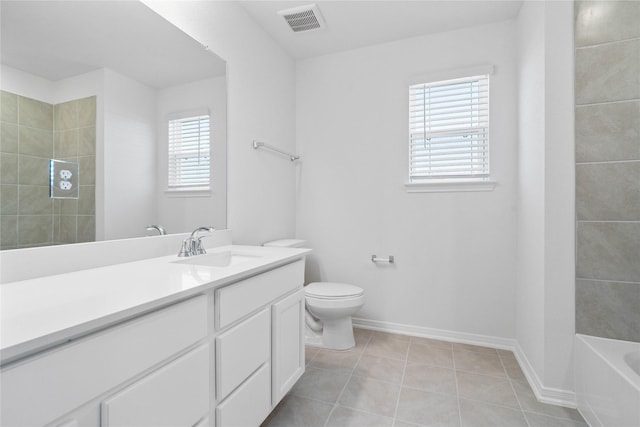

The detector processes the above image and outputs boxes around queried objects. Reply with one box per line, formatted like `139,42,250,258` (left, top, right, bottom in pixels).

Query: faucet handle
178,238,194,257
195,236,208,255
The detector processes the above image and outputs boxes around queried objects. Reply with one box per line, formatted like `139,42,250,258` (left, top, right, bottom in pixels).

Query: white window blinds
409,74,489,180
168,114,211,190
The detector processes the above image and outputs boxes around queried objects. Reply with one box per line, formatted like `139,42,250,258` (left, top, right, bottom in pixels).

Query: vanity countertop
0,245,310,365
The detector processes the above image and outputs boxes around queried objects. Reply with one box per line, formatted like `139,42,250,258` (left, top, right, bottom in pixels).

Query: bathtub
575,334,640,427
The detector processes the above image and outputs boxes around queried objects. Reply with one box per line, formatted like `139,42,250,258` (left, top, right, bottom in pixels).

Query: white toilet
263,239,364,350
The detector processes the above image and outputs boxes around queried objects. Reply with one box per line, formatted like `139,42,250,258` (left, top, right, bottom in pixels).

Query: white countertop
1,245,310,365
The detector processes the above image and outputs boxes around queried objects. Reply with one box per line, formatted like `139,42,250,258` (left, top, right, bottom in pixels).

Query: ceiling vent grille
278,4,326,33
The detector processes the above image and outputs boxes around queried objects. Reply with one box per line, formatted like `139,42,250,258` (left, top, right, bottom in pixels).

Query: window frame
405,65,496,193
166,109,212,195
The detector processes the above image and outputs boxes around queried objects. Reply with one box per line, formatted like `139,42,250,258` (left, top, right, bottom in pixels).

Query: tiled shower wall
574,1,640,342
0,91,96,249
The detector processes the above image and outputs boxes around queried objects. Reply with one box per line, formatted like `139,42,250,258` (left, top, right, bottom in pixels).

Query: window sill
165,189,211,198
405,179,496,193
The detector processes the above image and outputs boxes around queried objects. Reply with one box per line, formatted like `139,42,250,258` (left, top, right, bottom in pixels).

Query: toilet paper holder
371,255,394,263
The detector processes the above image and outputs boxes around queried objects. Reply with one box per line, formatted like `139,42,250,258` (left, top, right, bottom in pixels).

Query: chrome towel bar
371,255,394,263
253,140,300,162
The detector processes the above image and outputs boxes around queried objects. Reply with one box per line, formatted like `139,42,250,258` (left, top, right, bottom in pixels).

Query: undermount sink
172,251,261,268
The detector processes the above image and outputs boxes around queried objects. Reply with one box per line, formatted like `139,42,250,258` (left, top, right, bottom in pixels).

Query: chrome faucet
178,226,215,257
146,224,167,236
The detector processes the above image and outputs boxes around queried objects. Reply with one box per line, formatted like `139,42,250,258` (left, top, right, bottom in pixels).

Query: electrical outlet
60,169,73,179
60,181,73,190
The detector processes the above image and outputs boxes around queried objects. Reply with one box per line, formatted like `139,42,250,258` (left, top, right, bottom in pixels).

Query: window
168,113,211,191
409,73,490,183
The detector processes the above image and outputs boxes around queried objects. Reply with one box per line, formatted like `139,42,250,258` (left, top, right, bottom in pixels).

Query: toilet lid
305,282,363,299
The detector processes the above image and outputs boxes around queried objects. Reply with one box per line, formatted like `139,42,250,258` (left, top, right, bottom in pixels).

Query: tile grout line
321,332,372,427
499,351,532,427
390,336,411,426
451,344,464,427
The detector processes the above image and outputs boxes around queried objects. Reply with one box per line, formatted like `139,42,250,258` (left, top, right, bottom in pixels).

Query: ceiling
0,1,226,88
238,0,524,59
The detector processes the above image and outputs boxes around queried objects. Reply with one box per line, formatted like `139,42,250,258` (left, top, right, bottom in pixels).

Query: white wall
102,69,156,240
156,76,227,233
296,21,518,340
516,0,575,403
142,1,297,245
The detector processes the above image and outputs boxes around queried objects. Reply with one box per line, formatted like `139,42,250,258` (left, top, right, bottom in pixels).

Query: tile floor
262,329,587,427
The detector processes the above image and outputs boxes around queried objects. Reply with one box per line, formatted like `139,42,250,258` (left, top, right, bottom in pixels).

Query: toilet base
305,317,355,350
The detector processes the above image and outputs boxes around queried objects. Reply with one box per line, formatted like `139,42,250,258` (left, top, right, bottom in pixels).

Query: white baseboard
352,317,577,409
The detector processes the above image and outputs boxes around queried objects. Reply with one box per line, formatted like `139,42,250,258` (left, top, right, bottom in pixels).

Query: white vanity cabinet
271,288,305,405
1,257,307,427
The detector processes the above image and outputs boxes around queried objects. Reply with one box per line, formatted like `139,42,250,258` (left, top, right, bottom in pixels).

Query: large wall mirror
0,1,227,250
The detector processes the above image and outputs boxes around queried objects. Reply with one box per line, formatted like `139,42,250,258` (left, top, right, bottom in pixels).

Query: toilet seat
305,282,363,299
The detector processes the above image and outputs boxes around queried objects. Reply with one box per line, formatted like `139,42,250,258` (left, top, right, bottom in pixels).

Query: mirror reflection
0,0,227,250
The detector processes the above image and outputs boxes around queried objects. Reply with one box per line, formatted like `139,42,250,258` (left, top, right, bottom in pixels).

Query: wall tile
1,91,18,123
1,153,18,184
78,155,96,185
576,161,640,221
575,101,640,162
54,198,78,215
575,39,640,105
58,215,77,244
18,185,53,215
0,122,19,153
78,127,96,156
18,215,53,246
18,155,50,186
18,96,53,130
576,279,640,342
576,222,640,282
0,185,18,215
575,1,640,47
1,215,18,249
54,100,77,131
19,126,53,158
77,97,96,128
54,130,78,158
78,186,95,215
77,215,95,243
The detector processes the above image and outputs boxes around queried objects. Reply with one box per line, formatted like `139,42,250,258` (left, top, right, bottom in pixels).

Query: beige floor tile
338,376,401,418
371,330,412,342
290,367,350,403
511,381,585,422
452,343,498,355
524,411,588,427
326,406,394,427
403,363,457,396
395,387,460,427
459,399,528,427
410,336,453,349
365,335,410,361
407,342,454,368
261,394,333,427
454,350,507,378
456,372,519,408
309,349,361,375
306,346,320,365
353,354,405,384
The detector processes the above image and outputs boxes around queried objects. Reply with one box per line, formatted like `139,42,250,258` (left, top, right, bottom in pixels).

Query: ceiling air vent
278,4,326,33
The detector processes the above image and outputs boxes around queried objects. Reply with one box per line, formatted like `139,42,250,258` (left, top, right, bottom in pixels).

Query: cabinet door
271,289,305,405
101,345,210,427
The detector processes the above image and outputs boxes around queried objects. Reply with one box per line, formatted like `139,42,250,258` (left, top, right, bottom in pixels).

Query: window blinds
409,74,489,180
168,114,211,190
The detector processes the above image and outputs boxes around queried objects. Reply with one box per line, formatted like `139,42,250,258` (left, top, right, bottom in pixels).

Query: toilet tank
263,239,307,248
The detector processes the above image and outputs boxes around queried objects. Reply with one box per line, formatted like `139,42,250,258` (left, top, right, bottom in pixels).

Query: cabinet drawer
216,309,270,400
216,363,271,427
1,295,208,427
102,345,210,427
216,260,304,329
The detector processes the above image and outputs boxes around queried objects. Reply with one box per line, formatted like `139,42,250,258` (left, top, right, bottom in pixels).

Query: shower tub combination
575,334,640,427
